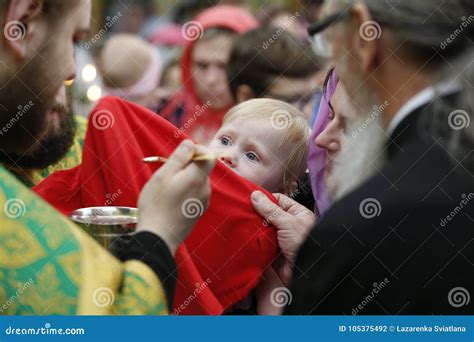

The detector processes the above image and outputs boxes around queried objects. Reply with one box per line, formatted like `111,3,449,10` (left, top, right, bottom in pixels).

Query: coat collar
387,80,462,138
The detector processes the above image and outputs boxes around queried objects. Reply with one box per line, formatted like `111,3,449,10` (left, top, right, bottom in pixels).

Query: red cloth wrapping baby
33,96,278,315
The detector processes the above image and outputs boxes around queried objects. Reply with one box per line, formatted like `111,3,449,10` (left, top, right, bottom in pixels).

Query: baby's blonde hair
223,98,311,192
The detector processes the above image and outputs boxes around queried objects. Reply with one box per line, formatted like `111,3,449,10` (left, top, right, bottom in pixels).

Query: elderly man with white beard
249,0,474,314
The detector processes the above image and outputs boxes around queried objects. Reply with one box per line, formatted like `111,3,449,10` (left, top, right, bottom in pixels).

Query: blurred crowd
71,0,326,136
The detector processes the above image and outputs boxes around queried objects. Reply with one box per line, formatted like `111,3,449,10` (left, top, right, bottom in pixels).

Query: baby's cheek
239,164,264,186
258,166,284,191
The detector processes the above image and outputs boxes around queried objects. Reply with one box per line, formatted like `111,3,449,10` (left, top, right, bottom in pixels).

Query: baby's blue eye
246,152,259,162
220,137,231,146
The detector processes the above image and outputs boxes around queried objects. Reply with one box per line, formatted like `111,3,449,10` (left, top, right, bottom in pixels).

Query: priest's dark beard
0,101,76,169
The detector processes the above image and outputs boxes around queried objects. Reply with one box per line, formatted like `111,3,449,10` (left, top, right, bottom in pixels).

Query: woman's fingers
251,191,290,227
272,193,301,212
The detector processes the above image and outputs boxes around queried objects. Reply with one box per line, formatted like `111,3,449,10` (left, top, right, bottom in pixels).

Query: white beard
327,111,388,202
327,53,391,202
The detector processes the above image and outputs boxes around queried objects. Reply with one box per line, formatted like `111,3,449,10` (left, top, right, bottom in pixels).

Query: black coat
286,100,474,315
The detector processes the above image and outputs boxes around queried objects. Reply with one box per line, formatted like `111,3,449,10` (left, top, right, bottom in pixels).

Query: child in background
207,98,311,314
208,98,311,197
99,34,163,109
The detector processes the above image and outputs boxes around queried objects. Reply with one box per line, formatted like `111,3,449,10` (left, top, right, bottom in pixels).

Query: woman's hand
251,191,316,285
137,140,216,255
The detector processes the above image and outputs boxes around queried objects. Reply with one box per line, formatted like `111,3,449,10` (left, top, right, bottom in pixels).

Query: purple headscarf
307,69,339,217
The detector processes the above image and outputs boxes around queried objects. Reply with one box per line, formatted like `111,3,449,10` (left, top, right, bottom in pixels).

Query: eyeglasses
307,10,351,58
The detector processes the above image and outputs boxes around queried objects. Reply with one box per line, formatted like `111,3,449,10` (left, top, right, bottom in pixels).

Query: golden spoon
143,153,226,164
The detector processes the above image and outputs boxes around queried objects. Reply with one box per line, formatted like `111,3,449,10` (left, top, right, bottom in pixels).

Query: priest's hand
251,191,316,286
137,140,216,255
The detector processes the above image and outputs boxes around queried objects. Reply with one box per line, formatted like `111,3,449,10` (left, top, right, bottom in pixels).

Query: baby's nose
220,155,236,168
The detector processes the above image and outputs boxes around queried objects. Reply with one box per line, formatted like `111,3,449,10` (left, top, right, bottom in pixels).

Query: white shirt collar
387,79,463,136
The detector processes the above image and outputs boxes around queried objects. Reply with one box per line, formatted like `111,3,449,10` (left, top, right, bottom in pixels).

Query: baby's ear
284,179,298,197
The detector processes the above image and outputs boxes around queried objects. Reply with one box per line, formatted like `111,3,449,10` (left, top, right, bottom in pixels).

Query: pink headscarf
307,69,339,217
